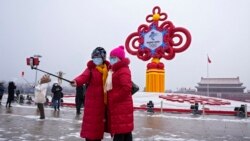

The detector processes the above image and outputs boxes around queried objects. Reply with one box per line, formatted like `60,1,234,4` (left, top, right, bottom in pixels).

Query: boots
6,102,11,108
76,107,81,115
37,103,45,119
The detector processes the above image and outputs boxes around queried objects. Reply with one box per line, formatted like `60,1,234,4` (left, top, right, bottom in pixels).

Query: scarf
96,64,108,104
105,71,113,92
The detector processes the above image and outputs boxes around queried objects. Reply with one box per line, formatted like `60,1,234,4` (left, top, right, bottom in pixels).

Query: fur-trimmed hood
111,58,130,71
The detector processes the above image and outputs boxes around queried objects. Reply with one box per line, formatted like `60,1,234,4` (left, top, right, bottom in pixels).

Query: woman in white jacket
34,75,51,119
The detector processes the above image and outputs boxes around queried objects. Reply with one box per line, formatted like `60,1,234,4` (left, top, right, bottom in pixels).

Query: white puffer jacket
34,83,48,103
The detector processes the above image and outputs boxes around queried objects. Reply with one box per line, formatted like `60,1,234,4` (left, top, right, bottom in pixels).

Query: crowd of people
0,81,36,106
0,45,136,141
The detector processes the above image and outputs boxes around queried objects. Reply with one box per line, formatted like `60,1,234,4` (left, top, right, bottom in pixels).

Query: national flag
207,56,211,63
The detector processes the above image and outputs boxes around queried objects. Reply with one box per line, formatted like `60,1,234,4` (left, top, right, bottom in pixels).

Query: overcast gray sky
1,0,250,91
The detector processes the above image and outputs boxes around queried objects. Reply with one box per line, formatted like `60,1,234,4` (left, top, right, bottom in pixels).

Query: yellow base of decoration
146,69,165,93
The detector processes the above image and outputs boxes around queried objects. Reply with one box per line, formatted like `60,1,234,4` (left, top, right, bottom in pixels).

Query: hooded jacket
107,58,134,134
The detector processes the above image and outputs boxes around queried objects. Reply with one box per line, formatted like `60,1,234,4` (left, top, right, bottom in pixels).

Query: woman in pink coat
106,45,134,141
71,47,110,141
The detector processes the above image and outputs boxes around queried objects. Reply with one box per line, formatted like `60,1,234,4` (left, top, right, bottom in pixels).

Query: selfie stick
32,67,73,83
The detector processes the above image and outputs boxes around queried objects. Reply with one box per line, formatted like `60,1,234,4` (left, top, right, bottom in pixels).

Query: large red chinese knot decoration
125,6,191,61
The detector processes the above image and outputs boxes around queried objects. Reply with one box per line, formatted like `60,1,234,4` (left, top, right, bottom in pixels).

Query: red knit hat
110,45,125,60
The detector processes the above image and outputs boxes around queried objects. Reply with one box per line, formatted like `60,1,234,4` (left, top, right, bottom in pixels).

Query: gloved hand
70,80,77,87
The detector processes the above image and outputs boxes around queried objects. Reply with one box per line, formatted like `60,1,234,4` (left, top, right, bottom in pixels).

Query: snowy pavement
1,102,250,141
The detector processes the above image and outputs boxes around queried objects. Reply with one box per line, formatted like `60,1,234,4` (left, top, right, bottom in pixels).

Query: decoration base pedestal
146,69,165,93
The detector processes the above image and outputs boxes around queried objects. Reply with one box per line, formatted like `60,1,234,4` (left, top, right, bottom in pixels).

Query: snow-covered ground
1,93,250,141
2,92,250,112
132,92,250,111
62,92,250,112
1,104,250,141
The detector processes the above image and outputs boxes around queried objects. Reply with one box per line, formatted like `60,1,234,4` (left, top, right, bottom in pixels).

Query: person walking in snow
6,81,16,108
75,84,86,115
51,82,63,111
0,82,5,105
71,47,110,141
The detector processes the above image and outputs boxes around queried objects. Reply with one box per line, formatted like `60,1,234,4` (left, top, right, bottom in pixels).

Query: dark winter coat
0,84,4,95
75,85,86,106
76,85,86,100
51,84,63,100
74,60,110,140
8,82,16,101
107,58,134,134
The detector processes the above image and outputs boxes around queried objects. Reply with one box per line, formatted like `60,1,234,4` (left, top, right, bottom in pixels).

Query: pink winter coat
74,60,110,140
107,58,134,134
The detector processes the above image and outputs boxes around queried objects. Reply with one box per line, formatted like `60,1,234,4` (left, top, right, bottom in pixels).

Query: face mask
93,58,103,65
110,57,119,65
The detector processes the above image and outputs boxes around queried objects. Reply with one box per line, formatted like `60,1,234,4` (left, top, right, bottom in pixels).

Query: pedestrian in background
71,47,110,141
0,82,5,105
6,81,16,108
34,74,51,119
75,84,86,115
15,89,20,102
106,45,134,141
51,82,63,111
